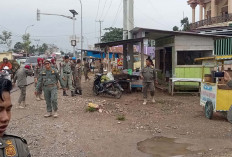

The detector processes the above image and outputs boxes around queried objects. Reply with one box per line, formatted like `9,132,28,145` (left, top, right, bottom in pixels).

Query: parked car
24,56,43,69
16,57,27,65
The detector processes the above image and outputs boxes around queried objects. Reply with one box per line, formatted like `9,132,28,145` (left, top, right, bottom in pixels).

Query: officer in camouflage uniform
83,58,90,81
34,58,44,101
13,65,33,109
35,60,65,118
60,55,75,96
51,58,58,69
98,59,104,74
71,57,77,89
141,57,157,105
74,59,82,95
0,78,31,156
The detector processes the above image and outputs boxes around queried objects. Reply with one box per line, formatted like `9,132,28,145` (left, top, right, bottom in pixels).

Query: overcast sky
0,0,200,52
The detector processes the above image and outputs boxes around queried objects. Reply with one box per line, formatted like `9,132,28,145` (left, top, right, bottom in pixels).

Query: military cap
44,60,51,64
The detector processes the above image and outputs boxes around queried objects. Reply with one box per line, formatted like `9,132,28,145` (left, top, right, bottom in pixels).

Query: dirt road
8,74,232,157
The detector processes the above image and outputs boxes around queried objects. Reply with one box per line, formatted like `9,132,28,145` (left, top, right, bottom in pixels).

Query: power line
111,0,123,27
96,20,103,43
95,0,101,21
134,4,169,28
101,0,113,21
99,0,108,20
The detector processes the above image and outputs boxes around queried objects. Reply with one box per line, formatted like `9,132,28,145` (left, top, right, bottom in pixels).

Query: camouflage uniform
51,63,58,70
74,64,82,94
13,67,33,107
36,68,64,114
141,66,156,99
0,134,30,157
71,62,77,88
34,64,43,97
60,62,75,95
83,62,90,81
98,63,104,74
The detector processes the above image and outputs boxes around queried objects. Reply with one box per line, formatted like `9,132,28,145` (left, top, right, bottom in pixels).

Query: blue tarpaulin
86,51,119,59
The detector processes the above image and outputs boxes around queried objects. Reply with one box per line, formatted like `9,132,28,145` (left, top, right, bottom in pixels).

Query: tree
0,31,12,50
13,42,24,52
181,17,190,31
38,43,48,53
173,26,179,31
22,33,31,54
101,27,123,43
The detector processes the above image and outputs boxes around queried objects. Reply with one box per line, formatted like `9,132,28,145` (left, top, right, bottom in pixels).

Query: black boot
75,89,78,94
71,91,75,97
79,90,82,95
63,91,68,96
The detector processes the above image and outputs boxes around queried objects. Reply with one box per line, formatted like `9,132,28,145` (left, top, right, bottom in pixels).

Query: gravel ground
7,74,232,157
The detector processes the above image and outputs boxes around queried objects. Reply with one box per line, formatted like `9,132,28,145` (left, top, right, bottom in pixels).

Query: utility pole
96,20,103,43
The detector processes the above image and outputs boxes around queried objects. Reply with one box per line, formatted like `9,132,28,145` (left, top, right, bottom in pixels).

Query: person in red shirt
0,57,12,70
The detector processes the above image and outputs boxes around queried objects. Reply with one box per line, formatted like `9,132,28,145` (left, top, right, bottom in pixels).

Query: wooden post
163,48,166,79
123,44,128,69
128,43,134,70
141,40,144,69
107,46,110,72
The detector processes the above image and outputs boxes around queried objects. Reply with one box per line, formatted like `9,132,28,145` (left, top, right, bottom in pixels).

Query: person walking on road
35,60,65,118
34,58,44,101
83,58,90,81
51,58,58,69
60,55,75,96
74,59,82,95
141,57,157,105
98,59,104,74
71,57,77,89
0,78,31,156
13,65,33,109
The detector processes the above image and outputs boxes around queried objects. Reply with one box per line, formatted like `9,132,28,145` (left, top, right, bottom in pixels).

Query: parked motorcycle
93,73,124,99
0,66,11,81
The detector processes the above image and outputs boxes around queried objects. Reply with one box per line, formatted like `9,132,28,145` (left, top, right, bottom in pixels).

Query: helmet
72,57,76,60
64,55,69,59
3,66,9,70
3,57,8,61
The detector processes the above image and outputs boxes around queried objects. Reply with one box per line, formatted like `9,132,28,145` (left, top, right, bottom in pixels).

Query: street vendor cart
195,55,232,123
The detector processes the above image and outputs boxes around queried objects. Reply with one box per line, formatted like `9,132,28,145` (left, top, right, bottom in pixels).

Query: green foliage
0,31,12,50
38,43,48,53
101,27,123,43
86,107,98,112
14,42,24,52
172,17,190,32
181,17,190,31
173,26,179,31
22,33,31,54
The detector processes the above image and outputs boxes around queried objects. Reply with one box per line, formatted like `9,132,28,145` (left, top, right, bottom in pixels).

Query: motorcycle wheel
114,87,122,99
93,85,99,96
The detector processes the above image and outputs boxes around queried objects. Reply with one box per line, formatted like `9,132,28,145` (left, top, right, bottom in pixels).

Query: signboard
200,83,217,111
117,58,123,69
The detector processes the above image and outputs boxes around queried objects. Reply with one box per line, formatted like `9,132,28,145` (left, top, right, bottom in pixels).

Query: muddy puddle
137,137,197,157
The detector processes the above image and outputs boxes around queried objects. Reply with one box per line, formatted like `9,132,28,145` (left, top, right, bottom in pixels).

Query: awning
95,38,145,49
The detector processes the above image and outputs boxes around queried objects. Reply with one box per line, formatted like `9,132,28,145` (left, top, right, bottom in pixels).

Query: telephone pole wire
96,20,103,43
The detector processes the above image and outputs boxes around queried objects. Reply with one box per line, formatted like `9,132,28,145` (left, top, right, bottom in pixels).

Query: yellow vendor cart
195,55,232,123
